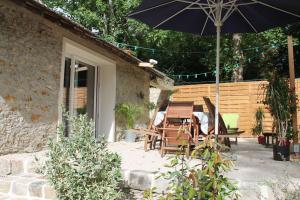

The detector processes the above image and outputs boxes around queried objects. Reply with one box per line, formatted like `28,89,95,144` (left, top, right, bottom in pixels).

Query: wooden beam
288,35,298,143
139,62,154,68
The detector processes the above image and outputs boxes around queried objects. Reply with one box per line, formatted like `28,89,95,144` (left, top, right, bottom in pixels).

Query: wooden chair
131,106,163,151
160,101,197,156
203,97,244,146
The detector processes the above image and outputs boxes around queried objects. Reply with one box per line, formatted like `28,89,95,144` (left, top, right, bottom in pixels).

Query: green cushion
222,113,239,129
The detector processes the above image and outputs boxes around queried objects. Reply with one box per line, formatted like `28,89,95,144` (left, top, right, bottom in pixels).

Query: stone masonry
0,151,56,199
0,1,62,155
0,0,156,154
116,63,150,132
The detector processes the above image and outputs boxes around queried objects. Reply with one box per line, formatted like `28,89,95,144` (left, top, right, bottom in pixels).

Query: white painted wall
60,38,116,142
99,63,116,142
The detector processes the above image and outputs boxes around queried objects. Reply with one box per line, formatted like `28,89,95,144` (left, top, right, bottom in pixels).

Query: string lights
112,40,299,80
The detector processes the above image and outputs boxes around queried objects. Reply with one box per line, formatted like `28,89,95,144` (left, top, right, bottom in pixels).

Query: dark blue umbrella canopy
128,0,300,136
129,0,300,35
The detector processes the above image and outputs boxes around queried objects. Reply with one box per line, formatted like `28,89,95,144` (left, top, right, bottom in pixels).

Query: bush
115,103,142,129
46,114,122,200
145,139,239,200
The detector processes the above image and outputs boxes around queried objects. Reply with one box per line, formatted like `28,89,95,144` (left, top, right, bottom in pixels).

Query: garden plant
263,70,298,160
252,107,265,144
115,103,142,129
45,114,122,200
144,138,239,200
263,70,297,144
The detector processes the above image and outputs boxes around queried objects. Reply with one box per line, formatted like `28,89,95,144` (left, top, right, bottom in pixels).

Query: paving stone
29,181,46,198
127,170,153,191
8,197,29,200
10,160,24,175
0,179,11,193
11,181,28,196
0,159,11,175
0,193,10,200
25,159,38,174
43,184,56,199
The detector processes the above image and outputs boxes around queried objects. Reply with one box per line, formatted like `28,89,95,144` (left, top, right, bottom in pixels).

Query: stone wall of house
0,1,62,155
115,63,151,139
0,0,155,150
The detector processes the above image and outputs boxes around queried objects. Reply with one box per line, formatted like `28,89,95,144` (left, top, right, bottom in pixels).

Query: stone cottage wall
0,1,62,154
0,1,154,152
115,63,150,139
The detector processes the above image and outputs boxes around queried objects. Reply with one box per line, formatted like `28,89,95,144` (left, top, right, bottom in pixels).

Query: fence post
288,35,298,143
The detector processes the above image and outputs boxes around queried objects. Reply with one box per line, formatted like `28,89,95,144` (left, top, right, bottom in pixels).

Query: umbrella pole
215,25,221,142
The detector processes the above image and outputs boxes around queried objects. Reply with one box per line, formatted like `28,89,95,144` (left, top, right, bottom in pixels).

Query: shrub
252,107,265,136
262,70,298,144
115,103,142,129
146,138,239,200
46,114,122,200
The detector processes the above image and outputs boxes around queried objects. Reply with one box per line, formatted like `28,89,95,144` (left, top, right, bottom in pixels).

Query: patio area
108,138,300,199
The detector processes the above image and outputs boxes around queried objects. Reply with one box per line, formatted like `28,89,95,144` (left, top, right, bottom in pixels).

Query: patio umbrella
128,0,300,137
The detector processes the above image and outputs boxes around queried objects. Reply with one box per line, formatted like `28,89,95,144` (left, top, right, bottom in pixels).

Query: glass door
63,57,99,137
73,61,96,119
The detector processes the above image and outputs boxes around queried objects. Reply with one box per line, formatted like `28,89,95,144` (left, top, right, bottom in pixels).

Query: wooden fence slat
173,80,300,137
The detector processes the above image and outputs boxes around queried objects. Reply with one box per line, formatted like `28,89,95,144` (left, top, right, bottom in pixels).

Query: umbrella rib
128,1,176,16
201,15,209,36
206,0,216,21
222,0,237,22
251,0,300,18
236,7,258,33
175,0,214,7
154,0,208,29
236,2,257,6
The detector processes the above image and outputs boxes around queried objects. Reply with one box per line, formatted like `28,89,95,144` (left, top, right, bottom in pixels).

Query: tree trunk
231,33,244,82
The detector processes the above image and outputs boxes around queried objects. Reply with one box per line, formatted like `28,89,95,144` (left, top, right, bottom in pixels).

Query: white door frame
58,38,117,142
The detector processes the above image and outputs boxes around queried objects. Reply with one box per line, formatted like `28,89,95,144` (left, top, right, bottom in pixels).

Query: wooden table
263,132,277,147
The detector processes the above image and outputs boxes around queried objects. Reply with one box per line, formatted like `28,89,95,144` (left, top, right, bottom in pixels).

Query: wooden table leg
144,135,149,151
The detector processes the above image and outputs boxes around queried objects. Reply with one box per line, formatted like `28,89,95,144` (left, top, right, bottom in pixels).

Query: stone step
0,151,47,176
0,175,56,200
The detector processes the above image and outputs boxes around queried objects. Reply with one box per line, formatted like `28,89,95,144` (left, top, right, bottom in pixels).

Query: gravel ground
109,138,300,200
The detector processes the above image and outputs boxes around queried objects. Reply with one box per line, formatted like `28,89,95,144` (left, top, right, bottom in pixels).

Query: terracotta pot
258,135,265,144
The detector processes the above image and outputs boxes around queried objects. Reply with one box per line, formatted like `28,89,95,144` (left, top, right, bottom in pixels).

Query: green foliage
262,70,298,143
149,139,238,200
41,0,140,42
252,107,265,136
46,114,122,200
41,0,300,82
115,103,142,129
145,102,156,111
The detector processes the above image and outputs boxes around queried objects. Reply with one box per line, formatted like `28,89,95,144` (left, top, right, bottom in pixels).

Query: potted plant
115,103,142,142
263,70,297,161
252,107,265,144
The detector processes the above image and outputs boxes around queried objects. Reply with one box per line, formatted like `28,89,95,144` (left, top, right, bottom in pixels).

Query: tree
42,0,300,83
231,33,244,82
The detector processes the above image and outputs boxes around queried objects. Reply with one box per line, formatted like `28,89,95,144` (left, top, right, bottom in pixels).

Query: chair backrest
163,101,194,143
165,101,194,119
203,97,227,135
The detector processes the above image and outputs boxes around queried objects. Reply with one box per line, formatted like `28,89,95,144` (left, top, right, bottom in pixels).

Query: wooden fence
173,79,300,137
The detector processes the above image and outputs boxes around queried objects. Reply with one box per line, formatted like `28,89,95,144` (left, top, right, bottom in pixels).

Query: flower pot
273,144,290,161
258,135,265,144
124,130,137,142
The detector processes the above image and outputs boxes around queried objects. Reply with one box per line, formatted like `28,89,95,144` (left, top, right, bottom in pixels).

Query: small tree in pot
263,70,297,161
252,107,265,144
115,103,142,142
